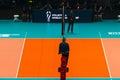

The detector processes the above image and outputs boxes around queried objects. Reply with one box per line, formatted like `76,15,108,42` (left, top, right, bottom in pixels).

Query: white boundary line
0,34,20,38
99,32,112,78
16,32,27,78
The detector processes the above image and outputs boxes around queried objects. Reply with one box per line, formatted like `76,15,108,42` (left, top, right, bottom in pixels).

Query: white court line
16,32,27,78
99,32,112,79
0,34,20,38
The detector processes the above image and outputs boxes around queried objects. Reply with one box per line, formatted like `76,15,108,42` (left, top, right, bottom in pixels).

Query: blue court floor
0,20,120,38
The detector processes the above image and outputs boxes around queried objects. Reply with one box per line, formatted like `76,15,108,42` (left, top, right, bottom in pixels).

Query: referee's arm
58,43,62,54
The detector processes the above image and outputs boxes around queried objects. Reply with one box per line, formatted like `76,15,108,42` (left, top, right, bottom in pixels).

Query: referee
58,37,70,65
67,9,75,33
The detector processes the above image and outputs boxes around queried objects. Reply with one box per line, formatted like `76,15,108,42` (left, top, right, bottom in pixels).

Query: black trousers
67,22,74,33
27,10,32,22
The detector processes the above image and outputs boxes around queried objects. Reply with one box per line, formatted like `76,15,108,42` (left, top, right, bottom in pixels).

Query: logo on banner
46,11,51,22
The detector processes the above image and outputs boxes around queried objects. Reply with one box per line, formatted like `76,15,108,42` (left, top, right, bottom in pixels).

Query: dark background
0,0,120,19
